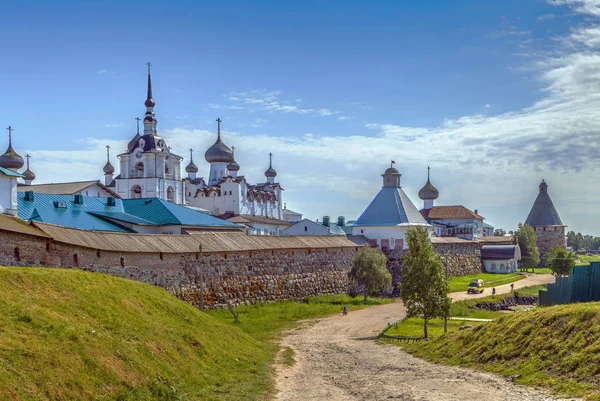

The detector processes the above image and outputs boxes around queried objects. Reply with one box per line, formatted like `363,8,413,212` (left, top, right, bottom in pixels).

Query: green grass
529,267,553,274
385,285,548,339
402,302,600,399
206,294,393,343
281,347,296,367
447,273,524,293
0,267,274,401
0,267,392,401
576,254,600,266
386,318,484,338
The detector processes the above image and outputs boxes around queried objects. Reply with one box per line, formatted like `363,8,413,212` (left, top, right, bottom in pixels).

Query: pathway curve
275,274,564,401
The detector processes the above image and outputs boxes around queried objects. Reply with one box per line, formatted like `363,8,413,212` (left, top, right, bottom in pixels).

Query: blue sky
1,0,599,235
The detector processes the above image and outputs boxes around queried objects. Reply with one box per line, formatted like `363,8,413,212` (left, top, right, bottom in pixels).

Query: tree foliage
399,227,450,339
493,228,506,236
349,246,391,301
566,231,600,252
545,246,577,276
515,223,540,271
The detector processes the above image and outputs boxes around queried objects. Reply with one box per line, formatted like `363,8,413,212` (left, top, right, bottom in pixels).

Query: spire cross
427,166,430,180
189,148,194,160
6,126,13,144
106,145,111,161
269,152,273,167
135,117,141,134
232,146,235,157
146,62,152,75
216,118,222,138
25,154,30,169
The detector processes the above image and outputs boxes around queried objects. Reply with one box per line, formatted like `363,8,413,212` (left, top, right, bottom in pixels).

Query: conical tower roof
525,180,563,226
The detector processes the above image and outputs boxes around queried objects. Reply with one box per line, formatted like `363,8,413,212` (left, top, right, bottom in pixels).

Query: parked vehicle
467,279,485,294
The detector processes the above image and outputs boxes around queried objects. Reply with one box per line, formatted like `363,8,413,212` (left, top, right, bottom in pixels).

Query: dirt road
275,274,564,401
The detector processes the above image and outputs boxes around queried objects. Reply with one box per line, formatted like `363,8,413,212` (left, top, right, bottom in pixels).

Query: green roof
0,167,24,178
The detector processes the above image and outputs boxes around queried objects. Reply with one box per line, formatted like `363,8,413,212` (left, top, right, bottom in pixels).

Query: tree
494,228,506,236
349,245,391,301
545,246,577,276
515,223,540,272
399,227,451,339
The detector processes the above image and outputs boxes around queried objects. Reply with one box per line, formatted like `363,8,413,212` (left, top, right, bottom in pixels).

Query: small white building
282,203,303,223
282,216,346,236
0,126,25,215
352,164,430,250
481,244,521,273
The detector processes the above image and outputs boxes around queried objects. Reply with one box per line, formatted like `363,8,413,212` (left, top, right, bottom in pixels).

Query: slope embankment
0,267,272,401
405,302,600,399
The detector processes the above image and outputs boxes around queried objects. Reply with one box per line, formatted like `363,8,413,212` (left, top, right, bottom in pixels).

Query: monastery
0,63,567,306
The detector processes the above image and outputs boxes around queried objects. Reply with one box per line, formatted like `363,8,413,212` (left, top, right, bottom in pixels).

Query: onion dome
227,146,240,172
103,161,115,174
0,126,24,170
205,118,234,163
23,154,35,182
186,149,199,173
264,152,277,178
418,167,439,200
385,167,399,174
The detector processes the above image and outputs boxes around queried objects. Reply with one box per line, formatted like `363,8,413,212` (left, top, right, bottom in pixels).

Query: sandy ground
274,274,568,401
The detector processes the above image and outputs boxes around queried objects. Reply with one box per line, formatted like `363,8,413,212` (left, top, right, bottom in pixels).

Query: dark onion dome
103,160,115,174
23,167,35,182
185,159,199,173
227,160,240,172
265,165,277,178
129,134,169,153
205,137,234,163
418,179,439,200
0,143,24,170
127,133,141,152
384,167,399,174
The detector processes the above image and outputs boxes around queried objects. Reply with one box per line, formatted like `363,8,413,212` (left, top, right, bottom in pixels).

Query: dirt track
275,274,566,401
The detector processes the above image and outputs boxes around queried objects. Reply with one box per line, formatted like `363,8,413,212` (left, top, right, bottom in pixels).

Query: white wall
0,175,17,215
283,220,328,236
351,225,426,250
483,259,518,274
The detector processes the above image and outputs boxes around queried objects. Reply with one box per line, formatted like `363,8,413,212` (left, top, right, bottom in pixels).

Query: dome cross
106,145,111,162
216,118,222,139
6,126,13,145
25,153,30,169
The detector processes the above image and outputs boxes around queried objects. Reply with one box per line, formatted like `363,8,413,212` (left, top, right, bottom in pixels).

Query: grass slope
403,302,600,399
447,273,523,293
0,267,272,401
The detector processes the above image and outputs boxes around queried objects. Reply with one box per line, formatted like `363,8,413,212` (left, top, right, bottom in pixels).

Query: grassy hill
403,302,600,399
0,267,273,401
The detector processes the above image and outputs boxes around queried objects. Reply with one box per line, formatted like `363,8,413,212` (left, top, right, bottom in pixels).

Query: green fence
539,262,600,306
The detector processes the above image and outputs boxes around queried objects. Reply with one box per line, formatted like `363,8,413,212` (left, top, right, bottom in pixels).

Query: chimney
24,191,34,201
74,194,84,205
322,216,330,227
107,197,116,207
337,216,345,227
474,209,478,215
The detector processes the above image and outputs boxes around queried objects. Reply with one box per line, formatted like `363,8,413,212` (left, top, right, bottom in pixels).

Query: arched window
131,185,142,199
165,163,170,177
135,162,144,177
304,226,308,232
167,186,175,203
14,247,20,262
73,253,79,267
120,257,125,267
491,263,496,271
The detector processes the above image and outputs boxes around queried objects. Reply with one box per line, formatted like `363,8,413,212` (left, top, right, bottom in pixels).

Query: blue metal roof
122,198,239,227
354,187,428,227
18,193,130,232
18,193,239,231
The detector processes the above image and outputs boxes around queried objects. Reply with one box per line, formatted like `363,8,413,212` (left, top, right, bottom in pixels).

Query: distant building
282,216,346,236
481,244,521,273
352,163,429,250
18,180,119,199
418,167,486,240
525,180,566,257
282,203,303,223
225,214,291,236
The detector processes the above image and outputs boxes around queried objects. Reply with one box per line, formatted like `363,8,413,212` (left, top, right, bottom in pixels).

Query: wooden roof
33,222,357,253
421,206,484,220
18,180,120,198
0,214,49,237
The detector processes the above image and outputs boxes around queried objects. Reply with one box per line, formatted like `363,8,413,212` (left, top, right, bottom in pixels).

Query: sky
1,0,599,234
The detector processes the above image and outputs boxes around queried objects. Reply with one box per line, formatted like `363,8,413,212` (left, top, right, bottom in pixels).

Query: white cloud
97,69,108,75
22,0,600,235
485,104,491,108
227,90,341,117
104,123,124,128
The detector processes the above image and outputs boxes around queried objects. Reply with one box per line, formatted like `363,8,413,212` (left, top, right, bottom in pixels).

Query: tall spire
143,62,157,135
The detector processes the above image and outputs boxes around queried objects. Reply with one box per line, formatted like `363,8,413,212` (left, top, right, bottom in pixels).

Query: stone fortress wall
0,218,488,308
534,227,566,259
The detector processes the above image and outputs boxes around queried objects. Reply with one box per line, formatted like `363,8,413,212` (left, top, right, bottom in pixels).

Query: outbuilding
481,244,521,273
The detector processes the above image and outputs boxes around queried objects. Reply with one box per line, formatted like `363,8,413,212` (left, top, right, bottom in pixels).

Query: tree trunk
423,318,428,339
363,289,367,302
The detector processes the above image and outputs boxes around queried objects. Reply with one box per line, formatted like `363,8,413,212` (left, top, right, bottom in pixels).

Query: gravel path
274,274,569,401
